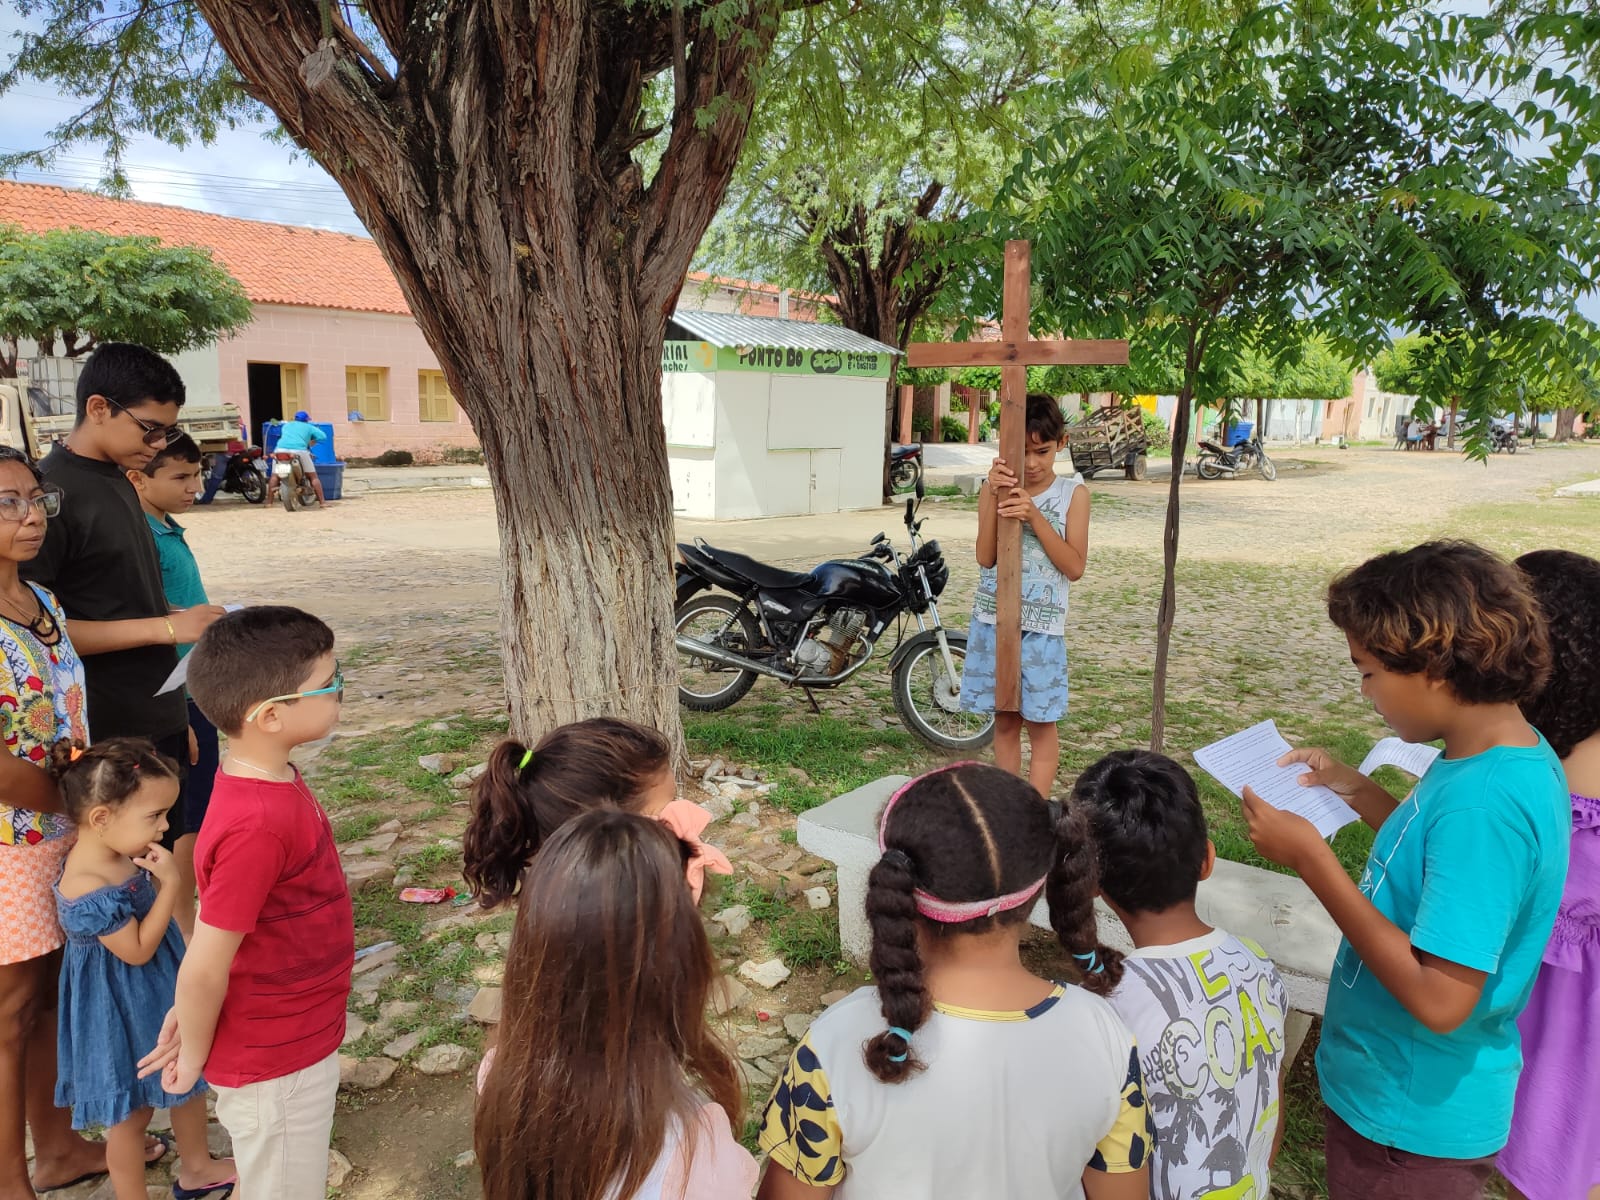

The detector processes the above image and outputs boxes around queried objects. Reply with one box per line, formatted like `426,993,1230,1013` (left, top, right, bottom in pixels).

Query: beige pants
212,1050,340,1199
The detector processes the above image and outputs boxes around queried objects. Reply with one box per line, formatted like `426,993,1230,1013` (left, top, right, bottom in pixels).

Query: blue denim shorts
958,620,1069,722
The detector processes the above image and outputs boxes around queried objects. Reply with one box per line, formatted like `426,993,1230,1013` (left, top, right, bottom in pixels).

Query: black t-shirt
21,444,185,740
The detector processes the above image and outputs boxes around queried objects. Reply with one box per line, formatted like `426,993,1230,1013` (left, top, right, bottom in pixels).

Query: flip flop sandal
172,1178,238,1200
35,1135,173,1194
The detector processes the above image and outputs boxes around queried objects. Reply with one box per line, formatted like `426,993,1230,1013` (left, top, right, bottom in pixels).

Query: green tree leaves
0,225,251,373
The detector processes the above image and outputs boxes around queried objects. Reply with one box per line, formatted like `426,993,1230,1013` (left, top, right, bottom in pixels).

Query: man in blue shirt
267,410,327,508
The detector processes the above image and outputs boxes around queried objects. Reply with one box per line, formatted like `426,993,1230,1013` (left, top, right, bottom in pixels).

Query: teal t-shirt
275,420,323,453
145,513,209,659
1317,736,1570,1157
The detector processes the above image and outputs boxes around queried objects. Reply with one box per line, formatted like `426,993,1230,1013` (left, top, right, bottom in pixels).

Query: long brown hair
475,810,741,1200
462,717,671,908
866,763,1122,1084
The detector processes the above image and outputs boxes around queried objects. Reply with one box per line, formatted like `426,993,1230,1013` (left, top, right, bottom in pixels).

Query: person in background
0,446,166,1197
50,739,236,1200
1075,750,1288,1200
1498,550,1600,1200
1242,541,1568,1199
476,811,755,1200
141,606,352,1200
19,343,226,858
265,411,327,508
125,432,218,940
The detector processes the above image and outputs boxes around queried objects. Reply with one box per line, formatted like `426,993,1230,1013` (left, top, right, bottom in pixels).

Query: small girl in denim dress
52,739,236,1200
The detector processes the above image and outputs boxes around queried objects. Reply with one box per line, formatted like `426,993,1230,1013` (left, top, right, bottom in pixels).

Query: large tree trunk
1555,406,1577,442
1150,327,1203,753
193,1,781,745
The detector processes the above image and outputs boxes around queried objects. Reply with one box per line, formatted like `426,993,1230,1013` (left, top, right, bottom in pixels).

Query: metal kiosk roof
668,310,898,355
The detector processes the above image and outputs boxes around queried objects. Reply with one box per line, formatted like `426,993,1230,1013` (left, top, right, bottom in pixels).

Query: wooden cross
906,241,1128,713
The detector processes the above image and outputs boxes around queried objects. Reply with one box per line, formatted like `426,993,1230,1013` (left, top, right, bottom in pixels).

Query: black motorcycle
1196,434,1277,481
889,443,924,494
202,445,268,504
1489,422,1519,454
673,482,992,751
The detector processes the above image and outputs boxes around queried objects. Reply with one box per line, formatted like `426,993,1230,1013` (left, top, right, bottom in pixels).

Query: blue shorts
958,621,1069,722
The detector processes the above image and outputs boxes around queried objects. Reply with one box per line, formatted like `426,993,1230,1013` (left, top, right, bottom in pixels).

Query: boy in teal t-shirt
128,432,218,940
1239,541,1568,1197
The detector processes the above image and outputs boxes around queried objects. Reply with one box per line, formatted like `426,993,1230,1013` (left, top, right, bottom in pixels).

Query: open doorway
245,363,306,446
246,363,282,447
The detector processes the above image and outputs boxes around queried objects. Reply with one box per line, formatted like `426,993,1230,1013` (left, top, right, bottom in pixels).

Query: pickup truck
0,358,245,459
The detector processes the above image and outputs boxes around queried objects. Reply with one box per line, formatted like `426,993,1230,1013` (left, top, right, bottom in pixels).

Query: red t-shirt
194,769,354,1087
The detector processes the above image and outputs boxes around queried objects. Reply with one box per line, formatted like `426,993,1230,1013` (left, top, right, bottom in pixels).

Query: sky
0,12,366,236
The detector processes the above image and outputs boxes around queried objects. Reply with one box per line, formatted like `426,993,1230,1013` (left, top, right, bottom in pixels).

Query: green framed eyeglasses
244,663,345,724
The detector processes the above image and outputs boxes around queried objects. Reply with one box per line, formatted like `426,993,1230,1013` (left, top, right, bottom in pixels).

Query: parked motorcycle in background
889,443,924,494
1489,419,1519,454
199,444,267,505
1195,433,1277,481
673,478,992,751
271,451,320,512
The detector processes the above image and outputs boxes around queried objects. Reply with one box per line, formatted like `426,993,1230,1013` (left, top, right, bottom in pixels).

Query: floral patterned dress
0,585,88,964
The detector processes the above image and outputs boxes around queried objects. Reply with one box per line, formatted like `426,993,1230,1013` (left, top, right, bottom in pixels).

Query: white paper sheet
1357,736,1441,780
1193,718,1360,839
153,605,244,695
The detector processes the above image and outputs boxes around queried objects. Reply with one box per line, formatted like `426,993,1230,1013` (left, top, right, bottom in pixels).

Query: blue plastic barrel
315,463,345,502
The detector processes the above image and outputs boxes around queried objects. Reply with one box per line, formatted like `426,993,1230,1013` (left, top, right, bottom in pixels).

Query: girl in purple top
1501,549,1600,1200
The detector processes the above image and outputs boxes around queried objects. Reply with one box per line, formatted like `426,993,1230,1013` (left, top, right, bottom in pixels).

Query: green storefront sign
661,340,892,379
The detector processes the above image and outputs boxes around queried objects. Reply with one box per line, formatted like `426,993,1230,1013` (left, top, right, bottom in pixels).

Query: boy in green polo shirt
128,432,216,940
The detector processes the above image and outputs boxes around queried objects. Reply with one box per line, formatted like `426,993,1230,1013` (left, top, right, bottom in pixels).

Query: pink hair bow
657,799,733,903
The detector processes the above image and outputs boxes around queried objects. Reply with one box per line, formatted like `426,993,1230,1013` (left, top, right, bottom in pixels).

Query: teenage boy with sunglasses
143,606,353,1200
22,343,226,856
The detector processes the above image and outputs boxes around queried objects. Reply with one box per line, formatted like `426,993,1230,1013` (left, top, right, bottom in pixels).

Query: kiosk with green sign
661,309,898,519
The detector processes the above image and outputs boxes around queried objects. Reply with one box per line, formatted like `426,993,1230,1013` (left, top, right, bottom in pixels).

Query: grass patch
685,712,923,814
724,878,795,925
769,910,845,969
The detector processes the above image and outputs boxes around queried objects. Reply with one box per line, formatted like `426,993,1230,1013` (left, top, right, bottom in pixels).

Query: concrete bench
798,775,1342,1065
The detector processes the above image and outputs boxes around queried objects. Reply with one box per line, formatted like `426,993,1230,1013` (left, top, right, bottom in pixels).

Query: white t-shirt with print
973,471,1083,635
1108,929,1288,1200
760,983,1151,1199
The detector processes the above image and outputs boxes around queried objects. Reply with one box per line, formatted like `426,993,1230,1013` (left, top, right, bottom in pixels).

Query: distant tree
965,1,1600,749
0,225,251,375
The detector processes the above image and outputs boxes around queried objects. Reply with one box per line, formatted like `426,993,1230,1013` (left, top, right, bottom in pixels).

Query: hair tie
880,848,914,874
1073,950,1106,975
518,748,534,771
887,1025,913,1063
68,746,85,762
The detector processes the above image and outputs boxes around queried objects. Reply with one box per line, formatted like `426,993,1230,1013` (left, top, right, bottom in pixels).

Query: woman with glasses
0,445,134,1195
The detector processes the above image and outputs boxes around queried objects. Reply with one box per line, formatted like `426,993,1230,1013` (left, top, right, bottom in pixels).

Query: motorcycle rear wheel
1258,454,1277,481
889,459,922,495
892,635,994,751
676,594,761,711
239,466,267,504
1196,455,1225,480
1507,439,1518,454
281,474,299,512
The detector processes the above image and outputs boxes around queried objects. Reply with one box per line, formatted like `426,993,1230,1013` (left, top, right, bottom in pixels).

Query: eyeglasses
0,491,62,522
103,397,182,447
244,663,345,724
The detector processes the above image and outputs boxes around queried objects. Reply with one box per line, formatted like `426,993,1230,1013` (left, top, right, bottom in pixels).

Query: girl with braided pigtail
757,762,1152,1200
1045,797,1126,998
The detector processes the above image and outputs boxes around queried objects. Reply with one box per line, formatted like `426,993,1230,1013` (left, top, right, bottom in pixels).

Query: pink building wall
216,304,480,458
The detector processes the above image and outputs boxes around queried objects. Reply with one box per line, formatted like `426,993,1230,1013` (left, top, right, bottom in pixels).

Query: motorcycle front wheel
676,594,761,711
238,466,267,504
1507,438,1518,454
892,635,994,751
1196,455,1225,480
1258,453,1277,481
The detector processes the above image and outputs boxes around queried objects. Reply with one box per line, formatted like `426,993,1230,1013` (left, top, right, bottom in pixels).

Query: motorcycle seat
891,443,922,457
685,543,815,591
